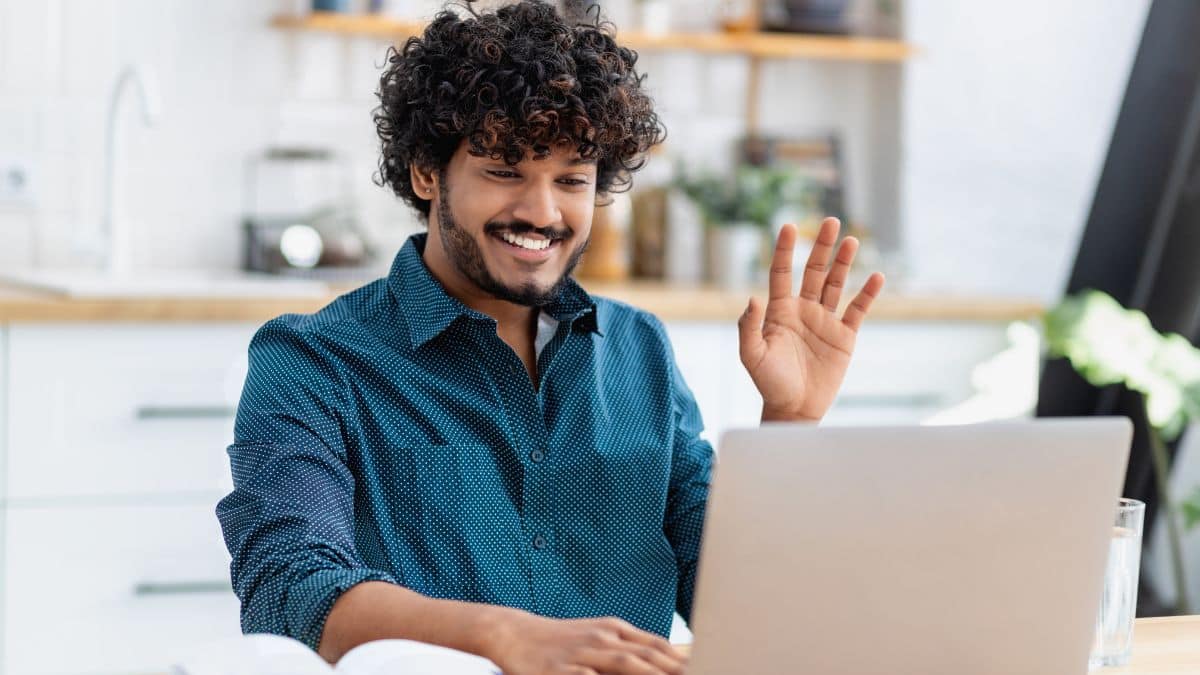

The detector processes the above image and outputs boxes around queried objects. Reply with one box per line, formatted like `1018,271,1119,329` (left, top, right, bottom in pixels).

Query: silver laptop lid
688,418,1132,675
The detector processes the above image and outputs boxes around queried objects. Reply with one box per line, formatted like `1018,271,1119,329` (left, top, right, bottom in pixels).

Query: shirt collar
388,233,601,349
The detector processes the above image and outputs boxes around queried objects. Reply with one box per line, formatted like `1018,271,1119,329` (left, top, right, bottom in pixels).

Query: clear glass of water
1089,498,1145,669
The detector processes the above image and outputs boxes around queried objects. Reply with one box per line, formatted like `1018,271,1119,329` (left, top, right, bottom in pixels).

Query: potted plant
1043,289,1200,614
674,163,799,289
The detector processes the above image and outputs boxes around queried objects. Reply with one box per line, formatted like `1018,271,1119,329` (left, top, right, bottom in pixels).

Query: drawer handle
135,405,236,420
835,394,945,408
133,580,233,596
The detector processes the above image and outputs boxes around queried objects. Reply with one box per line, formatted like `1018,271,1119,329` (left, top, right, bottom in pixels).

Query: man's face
429,141,597,307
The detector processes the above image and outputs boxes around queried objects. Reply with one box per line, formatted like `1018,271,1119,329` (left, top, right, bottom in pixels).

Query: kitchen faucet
96,65,160,273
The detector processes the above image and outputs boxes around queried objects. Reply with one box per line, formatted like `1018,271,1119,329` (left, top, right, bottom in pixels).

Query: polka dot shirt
216,233,714,652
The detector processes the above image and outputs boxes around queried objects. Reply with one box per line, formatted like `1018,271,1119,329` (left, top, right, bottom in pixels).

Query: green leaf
1042,289,1200,441
1182,486,1200,531
673,163,804,228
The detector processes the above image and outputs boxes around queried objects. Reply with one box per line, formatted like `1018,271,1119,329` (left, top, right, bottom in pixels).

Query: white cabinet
665,319,1038,444
2,502,242,675
0,325,7,668
831,320,1032,425
5,323,258,500
0,322,259,675
0,316,1037,673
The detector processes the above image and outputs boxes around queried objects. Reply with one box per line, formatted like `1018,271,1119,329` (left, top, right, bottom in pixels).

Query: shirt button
530,449,545,463
532,534,547,550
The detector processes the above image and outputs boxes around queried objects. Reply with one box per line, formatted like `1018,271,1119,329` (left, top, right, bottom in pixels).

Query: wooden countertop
676,616,1200,672
1106,615,1200,673
0,280,1044,324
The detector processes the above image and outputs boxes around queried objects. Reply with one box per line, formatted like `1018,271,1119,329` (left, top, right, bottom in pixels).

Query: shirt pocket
372,443,525,597
383,443,520,530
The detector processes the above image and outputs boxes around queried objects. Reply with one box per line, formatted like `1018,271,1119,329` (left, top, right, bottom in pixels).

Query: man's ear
410,162,437,201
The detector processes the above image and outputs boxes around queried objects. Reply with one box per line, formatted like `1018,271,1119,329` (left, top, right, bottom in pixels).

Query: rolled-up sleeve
660,332,715,624
216,318,397,650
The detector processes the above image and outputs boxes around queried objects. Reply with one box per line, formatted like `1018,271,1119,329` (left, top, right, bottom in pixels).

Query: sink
0,268,331,298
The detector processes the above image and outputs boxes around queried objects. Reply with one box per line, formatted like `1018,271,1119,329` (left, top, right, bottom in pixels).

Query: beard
435,178,589,307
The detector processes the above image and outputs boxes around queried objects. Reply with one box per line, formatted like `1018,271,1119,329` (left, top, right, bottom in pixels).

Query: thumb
737,296,766,368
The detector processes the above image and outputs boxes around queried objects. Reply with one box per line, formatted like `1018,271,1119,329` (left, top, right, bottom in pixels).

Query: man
216,1,884,673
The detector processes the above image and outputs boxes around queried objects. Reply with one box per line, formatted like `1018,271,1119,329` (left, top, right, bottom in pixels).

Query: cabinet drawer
2,501,243,675
839,322,1014,400
6,323,258,499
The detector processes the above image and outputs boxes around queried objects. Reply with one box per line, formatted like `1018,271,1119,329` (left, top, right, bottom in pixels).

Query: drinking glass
1088,498,1145,669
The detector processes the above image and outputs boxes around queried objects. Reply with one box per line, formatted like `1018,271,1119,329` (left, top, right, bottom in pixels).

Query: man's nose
511,180,562,229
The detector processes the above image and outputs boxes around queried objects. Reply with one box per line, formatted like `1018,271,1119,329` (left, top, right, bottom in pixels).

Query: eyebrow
480,156,597,169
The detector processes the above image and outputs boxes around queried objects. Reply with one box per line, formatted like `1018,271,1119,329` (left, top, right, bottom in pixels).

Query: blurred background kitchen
4,0,1199,673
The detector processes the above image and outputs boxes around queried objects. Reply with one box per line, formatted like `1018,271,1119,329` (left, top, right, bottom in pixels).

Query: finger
605,618,687,667
841,272,885,332
619,642,686,674
574,647,661,675
604,614,691,667
737,296,766,368
768,223,798,301
798,217,841,302
821,235,858,312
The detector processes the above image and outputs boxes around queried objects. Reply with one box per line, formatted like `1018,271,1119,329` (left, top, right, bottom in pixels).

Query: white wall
1148,424,1200,612
0,0,1151,301
0,0,901,274
0,0,422,271
900,0,1150,303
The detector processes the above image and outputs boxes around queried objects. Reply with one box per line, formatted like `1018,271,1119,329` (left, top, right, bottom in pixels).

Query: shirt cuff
287,567,399,651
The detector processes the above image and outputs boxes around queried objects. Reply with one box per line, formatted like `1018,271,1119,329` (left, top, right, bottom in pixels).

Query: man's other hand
738,218,885,423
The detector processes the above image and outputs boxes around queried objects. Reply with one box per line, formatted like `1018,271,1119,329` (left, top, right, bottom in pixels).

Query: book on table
171,633,501,675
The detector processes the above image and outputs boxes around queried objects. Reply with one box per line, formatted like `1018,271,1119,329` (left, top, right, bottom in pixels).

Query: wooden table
672,616,1199,673
1105,616,1200,673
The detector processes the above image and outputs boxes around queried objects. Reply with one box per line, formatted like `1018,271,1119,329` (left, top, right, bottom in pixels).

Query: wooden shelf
270,13,914,63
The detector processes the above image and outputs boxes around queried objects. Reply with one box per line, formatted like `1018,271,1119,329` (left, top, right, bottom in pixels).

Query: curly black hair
373,0,666,218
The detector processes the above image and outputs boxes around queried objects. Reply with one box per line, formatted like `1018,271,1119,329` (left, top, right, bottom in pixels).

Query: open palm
738,218,885,422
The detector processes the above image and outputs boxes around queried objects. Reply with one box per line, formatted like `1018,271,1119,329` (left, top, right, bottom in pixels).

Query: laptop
686,417,1133,675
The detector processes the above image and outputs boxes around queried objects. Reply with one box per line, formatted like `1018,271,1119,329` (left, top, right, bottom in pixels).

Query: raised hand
737,218,885,423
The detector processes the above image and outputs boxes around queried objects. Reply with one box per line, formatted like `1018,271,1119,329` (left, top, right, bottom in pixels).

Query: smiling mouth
497,231,555,251
487,226,569,256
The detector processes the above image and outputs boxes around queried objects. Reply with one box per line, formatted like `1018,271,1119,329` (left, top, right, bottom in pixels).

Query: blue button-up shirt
216,233,714,651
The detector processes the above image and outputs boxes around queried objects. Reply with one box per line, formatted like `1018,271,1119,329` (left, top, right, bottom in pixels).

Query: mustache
484,221,572,240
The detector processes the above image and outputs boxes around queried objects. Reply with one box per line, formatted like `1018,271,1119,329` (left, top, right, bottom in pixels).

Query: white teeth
500,232,551,251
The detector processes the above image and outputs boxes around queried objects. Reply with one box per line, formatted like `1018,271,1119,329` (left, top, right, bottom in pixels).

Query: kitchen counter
0,280,1044,323
671,616,1200,673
